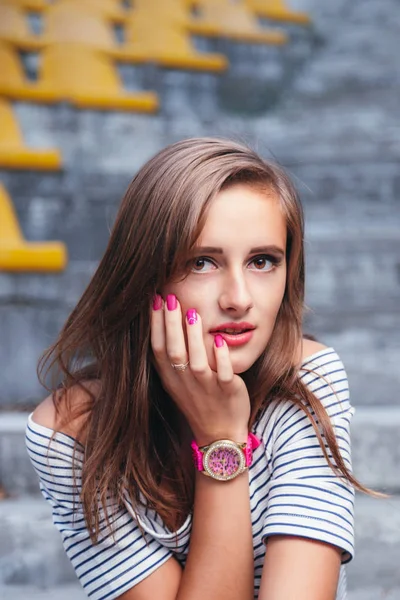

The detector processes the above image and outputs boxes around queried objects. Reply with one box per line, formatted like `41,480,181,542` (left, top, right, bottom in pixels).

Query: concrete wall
0,0,399,407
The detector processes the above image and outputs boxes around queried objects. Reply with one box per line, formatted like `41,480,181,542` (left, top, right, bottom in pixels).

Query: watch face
204,441,246,481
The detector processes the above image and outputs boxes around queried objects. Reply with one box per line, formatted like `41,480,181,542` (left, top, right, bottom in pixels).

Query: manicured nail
153,294,163,311
215,334,224,348
166,294,177,311
186,309,197,325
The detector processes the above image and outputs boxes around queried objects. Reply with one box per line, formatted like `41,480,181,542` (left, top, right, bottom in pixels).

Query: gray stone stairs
0,496,399,599
1,587,400,600
1,410,400,598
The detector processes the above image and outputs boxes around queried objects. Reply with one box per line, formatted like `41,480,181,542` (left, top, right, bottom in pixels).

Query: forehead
197,183,287,247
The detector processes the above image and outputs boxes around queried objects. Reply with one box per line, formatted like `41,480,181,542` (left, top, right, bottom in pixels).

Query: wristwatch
191,433,261,481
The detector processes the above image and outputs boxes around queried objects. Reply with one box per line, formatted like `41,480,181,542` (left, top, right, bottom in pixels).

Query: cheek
257,273,286,318
162,281,210,318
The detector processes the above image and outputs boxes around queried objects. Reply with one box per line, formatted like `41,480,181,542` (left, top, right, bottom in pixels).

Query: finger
213,335,234,385
150,293,166,363
185,309,212,380
164,294,189,366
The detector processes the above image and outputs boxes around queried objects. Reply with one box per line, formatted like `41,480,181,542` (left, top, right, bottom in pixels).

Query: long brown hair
37,137,385,540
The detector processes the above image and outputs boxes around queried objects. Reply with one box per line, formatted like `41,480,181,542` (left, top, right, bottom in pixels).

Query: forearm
176,470,254,600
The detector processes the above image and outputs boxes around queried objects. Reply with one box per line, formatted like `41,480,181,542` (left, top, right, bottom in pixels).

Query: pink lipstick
209,322,255,347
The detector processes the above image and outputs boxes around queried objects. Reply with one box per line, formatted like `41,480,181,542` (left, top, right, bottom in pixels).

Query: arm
117,465,253,600
119,468,253,600
259,536,341,600
257,345,355,600
32,395,254,600
177,469,254,600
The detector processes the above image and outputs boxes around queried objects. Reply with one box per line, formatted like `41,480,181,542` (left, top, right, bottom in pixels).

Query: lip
209,321,255,333
214,330,254,347
209,322,255,348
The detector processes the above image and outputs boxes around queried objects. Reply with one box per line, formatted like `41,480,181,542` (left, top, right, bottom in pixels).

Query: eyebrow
193,245,286,257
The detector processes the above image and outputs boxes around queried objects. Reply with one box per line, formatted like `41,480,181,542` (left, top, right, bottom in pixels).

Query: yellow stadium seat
187,0,288,44
125,15,228,72
0,98,61,170
0,183,67,272
0,42,59,103
246,0,311,25
43,3,120,51
133,0,189,26
0,0,49,11
0,41,157,111
43,2,224,71
0,3,44,50
0,0,128,21
41,3,150,63
39,43,159,112
43,2,150,62
77,0,129,22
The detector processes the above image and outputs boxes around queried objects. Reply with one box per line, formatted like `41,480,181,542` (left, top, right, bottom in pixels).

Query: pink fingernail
166,294,177,311
153,294,162,311
215,334,224,348
186,309,197,325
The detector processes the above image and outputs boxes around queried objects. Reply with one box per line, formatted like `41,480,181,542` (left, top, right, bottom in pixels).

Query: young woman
26,137,377,600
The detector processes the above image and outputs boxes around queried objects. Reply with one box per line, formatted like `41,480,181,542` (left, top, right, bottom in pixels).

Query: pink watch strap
191,432,261,471
246,432,261,466
191,441,204,471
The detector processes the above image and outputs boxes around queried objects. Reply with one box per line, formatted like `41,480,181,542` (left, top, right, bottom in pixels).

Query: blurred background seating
38,43,159,111
0,42,59,102
3,0,48,10
0,2,44,50
124,12,228,71
0,182,66,271
0,98,61,169
0,1,399,599
186,0,288,45
246,0,311,25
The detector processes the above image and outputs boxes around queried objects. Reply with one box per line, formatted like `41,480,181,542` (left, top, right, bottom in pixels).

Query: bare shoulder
301,338,328,362
31,379,100,441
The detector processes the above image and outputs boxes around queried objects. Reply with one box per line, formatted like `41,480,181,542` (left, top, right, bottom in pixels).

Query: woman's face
163,183,287,374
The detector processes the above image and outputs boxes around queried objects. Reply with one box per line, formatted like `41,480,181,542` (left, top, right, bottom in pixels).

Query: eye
248,254,280,272
190,257,216,273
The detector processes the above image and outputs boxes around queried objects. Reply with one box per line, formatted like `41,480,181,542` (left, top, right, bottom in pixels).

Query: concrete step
1,408,399,497
0,585,86,600
348,590,400,600
1,587,400,600
0,498,76,588
0,494,399,591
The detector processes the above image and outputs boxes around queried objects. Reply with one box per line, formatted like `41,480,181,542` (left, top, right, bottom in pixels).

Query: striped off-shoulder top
26,347,355,600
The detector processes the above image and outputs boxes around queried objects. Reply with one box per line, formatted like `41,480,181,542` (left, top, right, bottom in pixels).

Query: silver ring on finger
171,361,190,372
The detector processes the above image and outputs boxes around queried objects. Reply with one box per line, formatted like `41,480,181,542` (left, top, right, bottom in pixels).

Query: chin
231,359,256,374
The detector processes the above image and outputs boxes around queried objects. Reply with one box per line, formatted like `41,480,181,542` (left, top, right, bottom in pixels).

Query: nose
218,268,254,314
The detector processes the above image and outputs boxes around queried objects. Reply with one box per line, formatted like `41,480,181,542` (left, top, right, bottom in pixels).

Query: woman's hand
150,294,251,446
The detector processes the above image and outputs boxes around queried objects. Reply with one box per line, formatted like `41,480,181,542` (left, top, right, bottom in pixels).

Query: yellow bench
246,0,311,25
0,183,67,272
133,0,191,27
40,2,152,63
0,98,62,170
0,0,128,21
0,41,159,112
125,13,228,72
0,42,59,103
39,43,159,111
186,0,288,45
64,0,129,23
0,0,49,11
0,3,44,51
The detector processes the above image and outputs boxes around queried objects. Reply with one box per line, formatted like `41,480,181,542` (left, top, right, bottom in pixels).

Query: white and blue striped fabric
26,347,355,599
